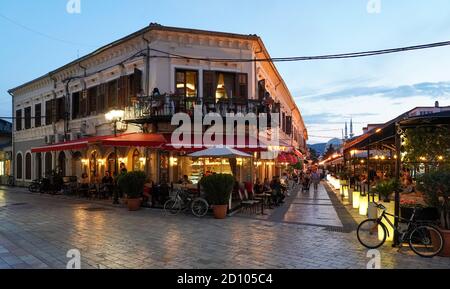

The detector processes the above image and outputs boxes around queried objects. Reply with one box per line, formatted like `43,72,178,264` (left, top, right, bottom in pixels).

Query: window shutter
80,90,87,117
88,87,97,115
203,71,215,102
72,92,80,119
131,69,142,98
16,109,22,131
258,80,266,101
118,75,128,108
235,73,248,100
97,84,106,113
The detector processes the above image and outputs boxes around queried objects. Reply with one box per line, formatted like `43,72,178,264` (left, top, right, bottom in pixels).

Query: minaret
344,122,348,140
350,118,354,138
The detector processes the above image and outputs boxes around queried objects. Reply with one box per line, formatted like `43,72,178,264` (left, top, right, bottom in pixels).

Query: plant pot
431,228,450,257
401,207,440,222
127,198,141,211
212,205,228,219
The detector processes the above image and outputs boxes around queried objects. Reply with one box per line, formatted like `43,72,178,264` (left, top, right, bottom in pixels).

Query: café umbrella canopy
188,146,252,158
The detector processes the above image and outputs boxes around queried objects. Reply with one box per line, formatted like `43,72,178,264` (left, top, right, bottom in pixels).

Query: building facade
9,24,308,187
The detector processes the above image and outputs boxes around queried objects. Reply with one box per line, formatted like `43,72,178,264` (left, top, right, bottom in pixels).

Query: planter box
400,207,439,221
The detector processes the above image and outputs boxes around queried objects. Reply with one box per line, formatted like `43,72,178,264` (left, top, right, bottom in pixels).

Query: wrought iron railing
124,94,276,121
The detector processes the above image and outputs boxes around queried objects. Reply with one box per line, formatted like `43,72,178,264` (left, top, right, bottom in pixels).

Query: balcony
123,94,276,124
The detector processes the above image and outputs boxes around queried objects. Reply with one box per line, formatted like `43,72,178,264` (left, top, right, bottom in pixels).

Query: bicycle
7,175,15,187
357,202,444,258
164,189,209,217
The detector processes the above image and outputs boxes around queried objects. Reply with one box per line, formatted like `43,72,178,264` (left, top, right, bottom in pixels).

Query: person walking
311,167,321,193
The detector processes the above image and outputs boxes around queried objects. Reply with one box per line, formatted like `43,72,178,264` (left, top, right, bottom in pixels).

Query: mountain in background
308,138,343,156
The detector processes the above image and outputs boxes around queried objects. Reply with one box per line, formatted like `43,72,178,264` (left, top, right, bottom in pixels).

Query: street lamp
106,109,124,205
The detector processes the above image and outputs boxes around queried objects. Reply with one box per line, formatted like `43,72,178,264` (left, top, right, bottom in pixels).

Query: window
202,71,248,102
56,98,65,121
25,153,31,180
72,92,80,119
107,80,118,109
236,73,248,99
35,104,41,127
16,153,22,179
97,84,106,113
286,116,292,135
45,100,54,125
15,110,22,131
45,152,52,175
258,79,266,101
129,69,143,99
176,70,198,97
87,87,97,115
0,161,4,176
24,107,31,129
118,75,129,109
215,72,235,100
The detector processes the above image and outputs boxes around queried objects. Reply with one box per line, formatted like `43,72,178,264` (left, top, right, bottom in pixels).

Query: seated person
101,171,114,197
179,175,192,185
253,178,262,195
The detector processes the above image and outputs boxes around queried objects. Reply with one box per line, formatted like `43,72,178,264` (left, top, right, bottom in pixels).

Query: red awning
31,135,116,153
102,133,167,148
294,149,303,158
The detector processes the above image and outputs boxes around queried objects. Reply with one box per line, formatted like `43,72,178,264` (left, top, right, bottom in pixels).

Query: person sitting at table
253,178,263,195
263,178,271,192
179,175,192,185
270,176,285,206
79,173,89,197
101,171,114,198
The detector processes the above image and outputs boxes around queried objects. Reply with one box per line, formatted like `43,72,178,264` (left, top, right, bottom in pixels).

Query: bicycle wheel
409,225,443,258
191,198,209,217
164,199,182,215
357,219,387,249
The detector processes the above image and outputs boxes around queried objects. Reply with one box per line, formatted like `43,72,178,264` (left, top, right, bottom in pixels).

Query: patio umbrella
188,146,252,158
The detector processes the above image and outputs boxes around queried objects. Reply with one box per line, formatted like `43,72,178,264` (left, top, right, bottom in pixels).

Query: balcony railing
124,94,276,122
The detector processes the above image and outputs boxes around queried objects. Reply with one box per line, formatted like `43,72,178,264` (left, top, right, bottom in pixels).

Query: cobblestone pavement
0,185,449,269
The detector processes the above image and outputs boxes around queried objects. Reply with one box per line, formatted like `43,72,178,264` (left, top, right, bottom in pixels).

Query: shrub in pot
200,174,234,219
373,178,399,202
117,171,147,211
417,170,450,256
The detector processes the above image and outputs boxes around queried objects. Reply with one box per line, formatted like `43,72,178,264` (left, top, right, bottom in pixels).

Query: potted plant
117,171,147,211
373,178,399,203
200,174,234,219
417,170,450,256
337,171,350,185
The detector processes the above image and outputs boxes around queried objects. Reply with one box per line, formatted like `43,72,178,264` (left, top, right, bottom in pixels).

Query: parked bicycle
28,179,42,193
7,175,15,187
164,189,209,217
357,202,444,258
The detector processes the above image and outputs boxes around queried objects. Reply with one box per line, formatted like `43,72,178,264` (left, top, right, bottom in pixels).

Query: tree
309,147,319,163
323,144,336,160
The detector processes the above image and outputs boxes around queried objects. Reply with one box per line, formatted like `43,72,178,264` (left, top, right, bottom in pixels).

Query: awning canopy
163,133,268,153
102,133,167,148
31,135,116,153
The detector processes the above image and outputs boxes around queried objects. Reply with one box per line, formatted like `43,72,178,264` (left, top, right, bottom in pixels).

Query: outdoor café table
255,190,272,215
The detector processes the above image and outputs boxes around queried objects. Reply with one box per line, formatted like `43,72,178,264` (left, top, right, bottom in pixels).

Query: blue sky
1,0,450,143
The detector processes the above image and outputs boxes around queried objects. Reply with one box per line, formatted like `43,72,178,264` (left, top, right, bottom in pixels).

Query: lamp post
105,109,125,205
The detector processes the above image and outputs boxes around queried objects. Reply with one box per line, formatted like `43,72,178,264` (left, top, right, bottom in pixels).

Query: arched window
132,150,140,172
35,153,42,179
25,153,32,180
45,152,52,175
16,153,23,179
58,152,66,176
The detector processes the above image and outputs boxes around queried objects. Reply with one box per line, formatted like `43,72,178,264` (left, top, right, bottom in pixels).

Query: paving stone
0,185,448,269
